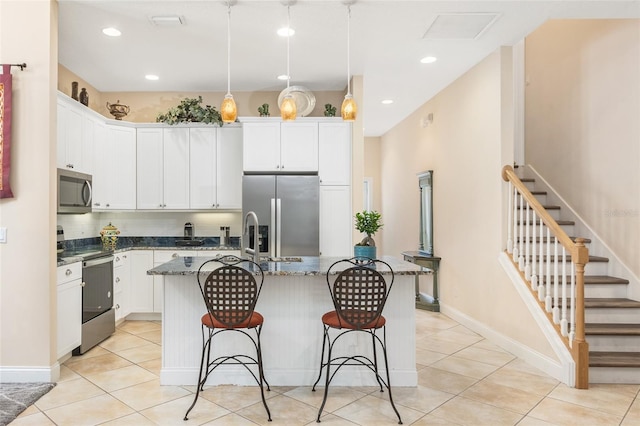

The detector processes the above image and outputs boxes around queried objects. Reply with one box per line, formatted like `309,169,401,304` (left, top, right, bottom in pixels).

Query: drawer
113,252,129,267
57,262,82,286
154,250,195,264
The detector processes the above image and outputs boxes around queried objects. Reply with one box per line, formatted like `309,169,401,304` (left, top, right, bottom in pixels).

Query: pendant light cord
226,1,231,96
286,5,291,90
346,5,351,96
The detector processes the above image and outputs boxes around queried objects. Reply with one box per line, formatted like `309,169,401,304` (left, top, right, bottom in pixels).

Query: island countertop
147,255,432,276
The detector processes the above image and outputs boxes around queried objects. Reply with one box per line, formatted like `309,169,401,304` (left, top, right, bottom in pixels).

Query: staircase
519,176,640,384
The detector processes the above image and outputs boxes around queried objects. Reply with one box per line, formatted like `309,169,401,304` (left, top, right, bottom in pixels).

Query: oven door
82,256,114,323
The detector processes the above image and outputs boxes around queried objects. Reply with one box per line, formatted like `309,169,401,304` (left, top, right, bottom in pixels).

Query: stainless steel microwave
57,168,92,214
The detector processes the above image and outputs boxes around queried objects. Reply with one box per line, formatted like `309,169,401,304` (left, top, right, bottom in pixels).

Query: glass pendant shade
341,94,357,121
221,94,237,123
281,94,297,121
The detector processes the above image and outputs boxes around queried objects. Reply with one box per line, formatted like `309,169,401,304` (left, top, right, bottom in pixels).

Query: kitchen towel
0,64,14,199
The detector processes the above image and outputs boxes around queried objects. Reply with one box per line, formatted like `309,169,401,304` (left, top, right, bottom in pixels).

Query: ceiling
58,1,640,136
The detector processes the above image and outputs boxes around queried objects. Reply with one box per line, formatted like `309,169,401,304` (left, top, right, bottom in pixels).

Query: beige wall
0,0,58,377
378,48,557,358
525,19,640,277
364,136,382,247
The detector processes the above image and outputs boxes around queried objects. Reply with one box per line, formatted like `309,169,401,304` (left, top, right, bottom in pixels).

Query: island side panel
161,273,417,386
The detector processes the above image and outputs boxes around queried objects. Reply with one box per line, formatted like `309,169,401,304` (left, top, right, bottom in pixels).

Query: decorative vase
79,88,89,106
71,82,79,101
100,222,120,250
106,100,130,120
354,245,376,260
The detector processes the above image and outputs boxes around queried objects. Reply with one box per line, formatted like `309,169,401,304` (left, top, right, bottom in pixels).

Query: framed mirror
418,171,433,255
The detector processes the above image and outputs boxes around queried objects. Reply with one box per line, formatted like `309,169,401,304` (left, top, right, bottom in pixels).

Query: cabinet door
57,97,83,171
189,127,217,209
108,126,137,209
80,114,96,175
163,128,190,209
217,126,243,209
136,128,164,209
281,122,318,172
113,253,131,322
320,186,352,257
91,121,109,209
57,279,82,358
129,251,155,313
243,122,280,171
319,122,351,185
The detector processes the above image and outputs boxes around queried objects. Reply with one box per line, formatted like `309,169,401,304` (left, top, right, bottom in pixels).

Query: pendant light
280,3,297,121
341,3,357,121
220,1,237,123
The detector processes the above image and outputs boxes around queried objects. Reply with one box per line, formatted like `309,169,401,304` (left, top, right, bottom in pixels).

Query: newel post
572,238,589,389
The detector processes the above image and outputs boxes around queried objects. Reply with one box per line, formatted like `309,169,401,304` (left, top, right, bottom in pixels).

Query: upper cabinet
137,127,190,210
318,122,351,186
57,93,95,175
243,121,318,172
93,125,136,210
190,126,243,210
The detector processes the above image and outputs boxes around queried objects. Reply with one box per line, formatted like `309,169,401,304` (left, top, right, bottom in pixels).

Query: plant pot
354,245,376,260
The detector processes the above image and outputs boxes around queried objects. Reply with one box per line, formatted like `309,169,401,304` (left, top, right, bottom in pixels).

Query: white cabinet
137,128,190,210
57,94,93,174
93,125,137,210
190,126,243,210
113,253,131,322
57,262,82,359
129,251,155,313
243,121,318,172
320,186,353,257
319,122,351,185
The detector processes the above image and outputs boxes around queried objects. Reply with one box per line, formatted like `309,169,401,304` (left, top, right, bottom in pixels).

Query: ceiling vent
422,13,499,40
149,15,185,26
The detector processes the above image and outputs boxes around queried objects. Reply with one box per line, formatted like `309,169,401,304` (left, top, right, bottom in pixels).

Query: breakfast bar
148,256,430,387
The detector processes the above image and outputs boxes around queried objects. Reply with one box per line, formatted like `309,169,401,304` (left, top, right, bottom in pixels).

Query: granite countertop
148,255,431,277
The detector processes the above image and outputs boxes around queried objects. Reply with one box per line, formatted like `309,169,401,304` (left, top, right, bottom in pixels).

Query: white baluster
525,203,531,280
569,261,576,346
518,193,525,271
507,182,513,254
553,237,560,324
545,228,552,309
538,217,545,301
530,211,538,291
560,247,568,336
513,190,520,262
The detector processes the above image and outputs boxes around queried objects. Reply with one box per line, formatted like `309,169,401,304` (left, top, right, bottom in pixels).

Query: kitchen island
148,256,430,387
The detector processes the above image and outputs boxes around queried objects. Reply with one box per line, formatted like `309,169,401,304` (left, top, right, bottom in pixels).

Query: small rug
0,382,55,425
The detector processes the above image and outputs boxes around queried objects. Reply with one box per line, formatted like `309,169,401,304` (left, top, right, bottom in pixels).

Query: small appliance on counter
184,222,194,240
220,226,230,246
56,225,65,258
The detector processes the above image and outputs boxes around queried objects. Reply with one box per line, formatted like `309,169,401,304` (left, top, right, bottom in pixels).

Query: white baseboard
0,363,60,383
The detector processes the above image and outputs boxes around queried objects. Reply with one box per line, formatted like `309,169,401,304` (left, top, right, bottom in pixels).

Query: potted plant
354,210,383,259
156,96,223,126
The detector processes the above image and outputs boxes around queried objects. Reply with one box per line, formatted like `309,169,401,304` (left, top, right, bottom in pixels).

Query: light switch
0,227,6,243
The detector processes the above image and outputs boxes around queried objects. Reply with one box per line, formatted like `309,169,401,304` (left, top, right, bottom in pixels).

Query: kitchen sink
175,239,204,247
261,256,303,262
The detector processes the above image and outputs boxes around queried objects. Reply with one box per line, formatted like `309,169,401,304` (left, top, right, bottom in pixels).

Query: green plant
258,103,270,117
156,96,223,126
324,103,336,117
354,210,383,246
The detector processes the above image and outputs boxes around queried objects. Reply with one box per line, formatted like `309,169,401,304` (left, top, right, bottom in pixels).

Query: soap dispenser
184,222,194,240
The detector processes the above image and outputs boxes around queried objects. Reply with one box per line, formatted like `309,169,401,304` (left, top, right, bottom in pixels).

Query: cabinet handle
65,269,72,276
123,255,127,259
276,165,280,169
172,253,179,258
116,304,120,310
81,281,86,287
106,203,110,207
94,202,101,206
115,277,120,283
281,165,285,169
116,256,120,261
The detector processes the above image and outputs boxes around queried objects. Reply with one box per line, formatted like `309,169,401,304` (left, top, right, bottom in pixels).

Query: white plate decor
278,86,316,117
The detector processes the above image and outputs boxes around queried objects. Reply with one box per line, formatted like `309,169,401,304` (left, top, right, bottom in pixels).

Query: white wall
0,0,58,380
525,19,640,278
378,48,557,359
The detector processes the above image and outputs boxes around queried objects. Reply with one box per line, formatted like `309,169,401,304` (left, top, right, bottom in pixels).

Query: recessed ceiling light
277,27,295,37
381,99,394,105
102,27,121,37
149,15,184,26
277,74,290,81
145,74,159,81
420,56,438,64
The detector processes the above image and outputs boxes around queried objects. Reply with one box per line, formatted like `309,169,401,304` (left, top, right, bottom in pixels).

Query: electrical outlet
0,227,7,243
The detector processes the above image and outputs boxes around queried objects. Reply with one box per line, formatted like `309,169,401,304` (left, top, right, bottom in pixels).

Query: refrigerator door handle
270,198,276,256
276,198,282,257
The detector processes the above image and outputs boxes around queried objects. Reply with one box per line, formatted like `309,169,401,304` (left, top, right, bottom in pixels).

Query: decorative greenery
324,103,336,117
156,96,223,126
258,103,270,117
354,210,383,246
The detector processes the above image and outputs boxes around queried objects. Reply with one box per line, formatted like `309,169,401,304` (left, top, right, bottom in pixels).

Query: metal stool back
312,257,402,424
184,255,271,421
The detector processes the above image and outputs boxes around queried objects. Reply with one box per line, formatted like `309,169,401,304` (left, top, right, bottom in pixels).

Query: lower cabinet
57,262,82,359
113,253,131,322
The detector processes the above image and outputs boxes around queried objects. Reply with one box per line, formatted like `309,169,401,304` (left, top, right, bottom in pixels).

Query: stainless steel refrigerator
242,175,319,257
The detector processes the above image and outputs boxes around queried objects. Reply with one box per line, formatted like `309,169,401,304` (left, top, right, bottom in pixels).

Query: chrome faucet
243,211,260,264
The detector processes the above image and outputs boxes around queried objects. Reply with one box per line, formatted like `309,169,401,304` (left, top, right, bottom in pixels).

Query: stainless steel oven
73,252,115,355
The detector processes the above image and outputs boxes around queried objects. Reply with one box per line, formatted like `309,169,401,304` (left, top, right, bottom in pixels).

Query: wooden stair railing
502,165,590,389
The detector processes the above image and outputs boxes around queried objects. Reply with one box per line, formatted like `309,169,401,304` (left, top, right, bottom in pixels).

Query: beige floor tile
548,383,639,417
99,333,154,352
117,320,161,335
100,412,158,425
481,364,559,396
136,357,162,376
84,364,157,393
528,397,623,426
449,325,481,337
57,365,81,383
43,393,135,426
137,329,162,344
372,384,455,414
332,394,423,425
622,396,640,426
416,347,449,366
34,377,105,411
16,403,40,418
430,355,500,380
502,358,552,378
114,342,162,364
460,379,545,414
63,352,132,376
411,413,466,425
237,394,317,425
429,396,523,425
142,394,230,425
433,329,484,346
453,345,516,367
202,412,265,425
285,385,367,412
199,384,277,412
110,379,191,411
416,335,470,355
418,366,478,394
471,339,512,354
511,416,557,426
9,411,57,425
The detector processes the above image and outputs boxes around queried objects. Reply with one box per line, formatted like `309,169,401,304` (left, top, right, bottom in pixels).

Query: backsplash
62,235,241,251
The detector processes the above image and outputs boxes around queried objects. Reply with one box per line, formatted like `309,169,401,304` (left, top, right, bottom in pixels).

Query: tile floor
13,310,640,425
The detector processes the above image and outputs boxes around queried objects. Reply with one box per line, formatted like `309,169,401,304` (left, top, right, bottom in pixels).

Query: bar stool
184,255,271,421
312,257,402,424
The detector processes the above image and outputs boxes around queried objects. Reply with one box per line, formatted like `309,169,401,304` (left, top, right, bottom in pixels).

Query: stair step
585,298,640,308
517,205,560,210
586,323,640,335
518,220,574,226
544,276,629,285
516,236,591,244
531,190,547,196
589,352,640,367
535,255,608,263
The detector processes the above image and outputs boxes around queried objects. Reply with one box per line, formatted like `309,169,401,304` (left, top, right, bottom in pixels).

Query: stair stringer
492,252,575,386
523,164,639,301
